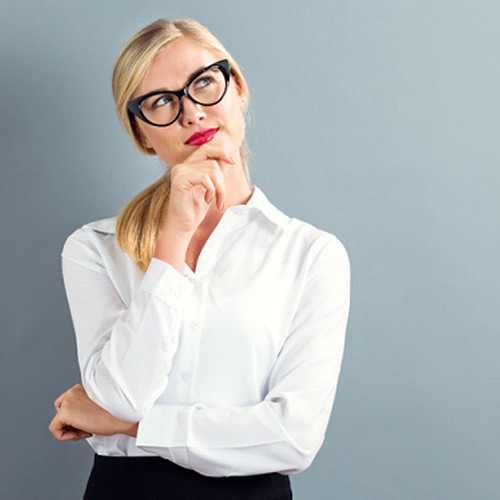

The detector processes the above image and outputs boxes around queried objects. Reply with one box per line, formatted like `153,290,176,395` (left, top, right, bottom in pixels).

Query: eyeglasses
127,59,230,127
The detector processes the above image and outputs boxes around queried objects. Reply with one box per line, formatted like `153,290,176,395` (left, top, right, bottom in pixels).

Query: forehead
135,38,219,96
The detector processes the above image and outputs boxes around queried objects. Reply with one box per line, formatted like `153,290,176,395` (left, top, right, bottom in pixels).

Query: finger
208,164,226,211
54,395,64,411
208,168,227,211
69,428,93,441
53,383,81,411
59,428,83,441
170,161,226,212
49,415,67,440
194,160,226,210
190,173,216,205
193,164,226,211
207,154,235,176
188,144,235,167
49,414,91,441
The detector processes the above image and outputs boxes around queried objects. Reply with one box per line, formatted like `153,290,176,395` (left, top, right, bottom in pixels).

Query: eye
193,75,215,90
151,94,174,108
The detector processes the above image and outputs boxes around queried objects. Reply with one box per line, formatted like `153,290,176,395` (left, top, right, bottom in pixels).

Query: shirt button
181,371,191,381
189,321,200,330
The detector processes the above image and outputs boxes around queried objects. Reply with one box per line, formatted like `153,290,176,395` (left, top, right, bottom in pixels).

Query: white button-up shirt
62,187,350,477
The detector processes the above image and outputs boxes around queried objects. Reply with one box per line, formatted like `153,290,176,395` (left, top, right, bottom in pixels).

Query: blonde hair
112,18,250,270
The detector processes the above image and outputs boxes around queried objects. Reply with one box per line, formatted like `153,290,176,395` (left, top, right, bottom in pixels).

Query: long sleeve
62,190,350,469
136,237,350,476
62,228,193,422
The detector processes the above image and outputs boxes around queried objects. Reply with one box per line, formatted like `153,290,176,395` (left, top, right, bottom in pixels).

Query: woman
49,18,350,499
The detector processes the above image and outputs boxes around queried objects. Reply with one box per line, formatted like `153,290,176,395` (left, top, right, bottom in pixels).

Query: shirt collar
81,186,290,235
242,186,290,232
82,217,117,234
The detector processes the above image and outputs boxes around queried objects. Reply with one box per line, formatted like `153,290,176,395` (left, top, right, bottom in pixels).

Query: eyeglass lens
139,66,227,126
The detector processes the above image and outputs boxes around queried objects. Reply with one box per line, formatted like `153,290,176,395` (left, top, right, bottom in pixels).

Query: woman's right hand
165,144,234,234
154,144,234,272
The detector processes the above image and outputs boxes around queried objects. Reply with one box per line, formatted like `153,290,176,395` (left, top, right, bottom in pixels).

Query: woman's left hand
49,384,138,441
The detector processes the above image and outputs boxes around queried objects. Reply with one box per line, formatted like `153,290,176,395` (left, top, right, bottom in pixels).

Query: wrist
154,226,192,274
116,420,139,438
158,218,194,242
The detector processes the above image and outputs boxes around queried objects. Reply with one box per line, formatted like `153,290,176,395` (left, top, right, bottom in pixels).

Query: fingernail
229,156,235,164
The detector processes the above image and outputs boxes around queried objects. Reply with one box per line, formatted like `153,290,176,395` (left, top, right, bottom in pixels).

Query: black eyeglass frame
127,59,230,127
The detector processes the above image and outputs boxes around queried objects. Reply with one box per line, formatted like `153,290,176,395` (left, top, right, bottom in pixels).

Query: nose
179,96,206,126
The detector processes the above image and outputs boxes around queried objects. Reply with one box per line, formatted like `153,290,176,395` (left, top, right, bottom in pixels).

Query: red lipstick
184,128,219,146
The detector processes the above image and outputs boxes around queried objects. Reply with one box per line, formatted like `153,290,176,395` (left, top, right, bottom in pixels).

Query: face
131,38,246,167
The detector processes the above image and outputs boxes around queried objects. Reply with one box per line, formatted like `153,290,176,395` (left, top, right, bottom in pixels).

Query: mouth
184,127,219,146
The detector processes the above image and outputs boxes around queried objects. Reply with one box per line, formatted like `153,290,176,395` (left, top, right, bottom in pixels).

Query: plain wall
1,1,499,498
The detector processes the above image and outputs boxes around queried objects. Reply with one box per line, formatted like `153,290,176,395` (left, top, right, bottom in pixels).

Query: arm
136,238,350,476
62,240,192,422
49,383,138,441
62,144,233,422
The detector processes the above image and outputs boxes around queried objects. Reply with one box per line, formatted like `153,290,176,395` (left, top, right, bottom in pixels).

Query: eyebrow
146,62,212,95
185,64,208,85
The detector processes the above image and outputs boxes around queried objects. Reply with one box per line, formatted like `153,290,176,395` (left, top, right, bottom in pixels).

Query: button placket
192,211,234,276
189,320,200,330
175,277,205,403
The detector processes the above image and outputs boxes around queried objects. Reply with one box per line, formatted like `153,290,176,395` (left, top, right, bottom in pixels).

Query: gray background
1,1,499,499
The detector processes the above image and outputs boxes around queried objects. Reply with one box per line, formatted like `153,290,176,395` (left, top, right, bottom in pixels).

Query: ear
237,85,248,111
232,74,247,105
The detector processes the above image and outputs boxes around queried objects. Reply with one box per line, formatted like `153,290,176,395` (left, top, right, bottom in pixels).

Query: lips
184,128,219,146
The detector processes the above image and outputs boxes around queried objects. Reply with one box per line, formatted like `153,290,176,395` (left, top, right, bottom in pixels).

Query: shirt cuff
140,258,193,309
136,404,192,448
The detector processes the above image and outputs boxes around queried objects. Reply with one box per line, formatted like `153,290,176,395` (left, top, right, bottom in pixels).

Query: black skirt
84,454,293,500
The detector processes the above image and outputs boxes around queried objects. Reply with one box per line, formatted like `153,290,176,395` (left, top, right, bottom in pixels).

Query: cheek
136,122,156,149
223,95,246,135
222,83,245,119
139,125,179,157
233,108,246,142
156,141,187,166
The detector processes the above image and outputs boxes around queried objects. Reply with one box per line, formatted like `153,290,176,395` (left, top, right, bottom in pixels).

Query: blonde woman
49,18,350,500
